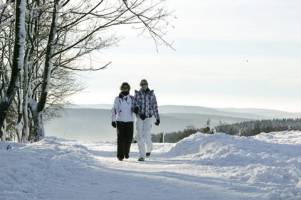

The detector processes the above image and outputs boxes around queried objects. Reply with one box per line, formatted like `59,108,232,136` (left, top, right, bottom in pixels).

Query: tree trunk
21,56,30,142
16,113,23,142
0,0,26,132
33,0,59,141
0,120,6,141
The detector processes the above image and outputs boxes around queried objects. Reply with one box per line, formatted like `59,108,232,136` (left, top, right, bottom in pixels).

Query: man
111,82,134,161
134,79,160,161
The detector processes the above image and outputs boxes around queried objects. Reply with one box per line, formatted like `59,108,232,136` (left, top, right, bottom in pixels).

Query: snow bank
254,131,301,145
0,137,96,200
1,132,301,200
166,131,301,199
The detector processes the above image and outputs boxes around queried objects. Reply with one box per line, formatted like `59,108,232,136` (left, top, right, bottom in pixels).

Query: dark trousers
116,121,134,159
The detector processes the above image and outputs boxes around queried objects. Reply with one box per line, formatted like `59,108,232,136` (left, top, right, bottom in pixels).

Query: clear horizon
69,0,301,113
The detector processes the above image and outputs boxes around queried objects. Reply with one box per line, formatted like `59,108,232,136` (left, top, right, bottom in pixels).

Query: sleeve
131,95,135,111
152,93,160,120
111,97,118,122
133,91,139,108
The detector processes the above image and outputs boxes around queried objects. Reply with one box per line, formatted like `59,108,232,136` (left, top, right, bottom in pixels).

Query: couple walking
111,79,160,162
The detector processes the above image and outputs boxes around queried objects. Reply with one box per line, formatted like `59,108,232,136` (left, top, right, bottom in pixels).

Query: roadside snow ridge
0,131,300,200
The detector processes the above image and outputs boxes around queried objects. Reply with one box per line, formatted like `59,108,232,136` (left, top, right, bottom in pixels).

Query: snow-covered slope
166,131,301,199
1,131,301,200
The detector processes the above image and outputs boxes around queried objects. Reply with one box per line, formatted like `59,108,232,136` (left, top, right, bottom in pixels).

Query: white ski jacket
111,94,134,122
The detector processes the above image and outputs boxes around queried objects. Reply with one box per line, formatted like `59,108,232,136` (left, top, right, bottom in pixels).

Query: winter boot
138,157,145,162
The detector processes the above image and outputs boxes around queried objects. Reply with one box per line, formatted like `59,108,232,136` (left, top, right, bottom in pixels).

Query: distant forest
215,118,301,136
153,118,301,143
152,126,213,143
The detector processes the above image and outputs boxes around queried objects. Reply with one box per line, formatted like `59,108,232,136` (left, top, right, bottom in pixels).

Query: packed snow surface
1,131,301,200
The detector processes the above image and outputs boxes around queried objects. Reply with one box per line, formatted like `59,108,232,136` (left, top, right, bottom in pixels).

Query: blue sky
69,0,301,112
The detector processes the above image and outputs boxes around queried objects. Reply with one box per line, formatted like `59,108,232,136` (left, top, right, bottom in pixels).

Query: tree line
0,0,171,142
215,118,301,136
152,125,213,143
152,118,301,143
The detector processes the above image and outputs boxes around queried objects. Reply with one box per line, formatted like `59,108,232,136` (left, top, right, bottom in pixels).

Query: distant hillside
65,104,112,110
159,105,261,119
68,104,301,119
160,105,301,119
217,108,301,119
44,105,301,141
45,108,250,141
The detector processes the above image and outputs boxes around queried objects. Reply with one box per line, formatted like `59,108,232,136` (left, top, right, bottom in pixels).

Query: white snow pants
136,117,153,158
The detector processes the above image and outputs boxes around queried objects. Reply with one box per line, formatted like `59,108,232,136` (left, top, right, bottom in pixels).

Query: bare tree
0,0,26,140
0,0,172,142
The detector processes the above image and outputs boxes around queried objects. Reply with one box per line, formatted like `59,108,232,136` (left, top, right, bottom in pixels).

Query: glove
155,119,160,126
140,114,146,120
111,121,117,128
133,106,139,114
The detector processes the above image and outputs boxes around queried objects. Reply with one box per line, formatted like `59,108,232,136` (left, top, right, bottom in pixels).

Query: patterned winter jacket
134,89,160,120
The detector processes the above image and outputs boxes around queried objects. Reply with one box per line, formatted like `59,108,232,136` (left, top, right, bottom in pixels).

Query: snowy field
1,131,301,200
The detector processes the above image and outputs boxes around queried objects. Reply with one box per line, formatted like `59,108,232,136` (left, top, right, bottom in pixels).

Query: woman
111,82,134,161
133,79,160,161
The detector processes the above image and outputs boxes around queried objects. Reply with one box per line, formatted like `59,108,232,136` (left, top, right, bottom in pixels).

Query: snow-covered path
1,131,301,200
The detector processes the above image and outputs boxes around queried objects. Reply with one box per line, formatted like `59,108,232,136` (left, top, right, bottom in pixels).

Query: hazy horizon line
66,103,301,114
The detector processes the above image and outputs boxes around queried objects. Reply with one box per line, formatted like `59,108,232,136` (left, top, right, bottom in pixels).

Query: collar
119,93,130,98
140,88,150,93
